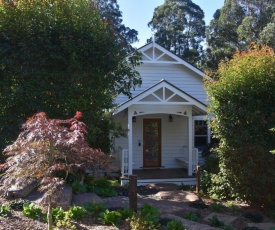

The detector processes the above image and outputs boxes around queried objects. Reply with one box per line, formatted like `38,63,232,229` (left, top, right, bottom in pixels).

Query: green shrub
83,201,106,215
8,199,30,211
22,203,43,219
208,215,224,227
67,205,87,220
210,202,225,212
98,209,122,226
118,207,134,220
167,219,188,230
205,45,275,206
129,203,160,230
51,206,66,223
0,205,11,217
183,211,200,222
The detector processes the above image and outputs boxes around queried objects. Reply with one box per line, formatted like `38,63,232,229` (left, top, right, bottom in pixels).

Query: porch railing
192,148,199,172
121,149,129,177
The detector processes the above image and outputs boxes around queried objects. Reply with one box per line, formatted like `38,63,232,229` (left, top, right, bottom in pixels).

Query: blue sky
117,0,225,48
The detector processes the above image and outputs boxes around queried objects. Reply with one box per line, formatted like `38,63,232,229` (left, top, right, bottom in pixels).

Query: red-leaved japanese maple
0,111,113,203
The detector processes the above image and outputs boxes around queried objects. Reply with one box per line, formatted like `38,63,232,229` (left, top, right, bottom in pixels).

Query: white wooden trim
188,111,193,176
128,108,133,175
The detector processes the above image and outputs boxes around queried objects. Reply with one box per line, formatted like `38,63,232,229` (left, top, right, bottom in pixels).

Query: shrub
210,202,225,212
129,203,160,230
0,205,11,217
183,211,200,222
22,203,43,219
167,219,188,230
98,209,122,226
83,201,106,215
67,206,87,220
8,199,30,211
51,206,66,223
208,215,224,227
205,44,275,206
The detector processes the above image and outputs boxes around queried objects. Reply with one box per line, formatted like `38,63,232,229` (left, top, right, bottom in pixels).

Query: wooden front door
143,119,161,167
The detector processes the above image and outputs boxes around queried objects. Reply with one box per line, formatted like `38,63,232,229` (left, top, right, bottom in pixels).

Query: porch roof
113,79,207,116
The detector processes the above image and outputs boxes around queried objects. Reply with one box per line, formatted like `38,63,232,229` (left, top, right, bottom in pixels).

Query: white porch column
188,111,193,176
128,108,133,175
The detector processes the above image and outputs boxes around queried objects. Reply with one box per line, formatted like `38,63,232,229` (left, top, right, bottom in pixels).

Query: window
194,120,208,151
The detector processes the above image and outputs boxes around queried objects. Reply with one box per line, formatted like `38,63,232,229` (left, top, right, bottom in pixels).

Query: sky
117,0,225,48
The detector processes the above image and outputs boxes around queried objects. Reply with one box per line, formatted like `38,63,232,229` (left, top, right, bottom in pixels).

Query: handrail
121,149,129,177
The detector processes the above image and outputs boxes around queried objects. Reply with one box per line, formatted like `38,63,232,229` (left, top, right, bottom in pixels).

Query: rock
72,193,103,206
7,179,39,198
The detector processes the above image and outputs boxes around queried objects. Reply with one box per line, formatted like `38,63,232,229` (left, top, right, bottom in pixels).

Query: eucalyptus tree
205,0,275,70
148,0,205,65
92,0,138,49
0,0,141,153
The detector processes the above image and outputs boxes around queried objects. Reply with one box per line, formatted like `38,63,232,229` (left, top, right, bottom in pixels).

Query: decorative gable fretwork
140,86,188,103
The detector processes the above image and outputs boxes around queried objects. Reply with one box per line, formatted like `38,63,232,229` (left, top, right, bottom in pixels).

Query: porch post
128,108,133,175
188,113,193,176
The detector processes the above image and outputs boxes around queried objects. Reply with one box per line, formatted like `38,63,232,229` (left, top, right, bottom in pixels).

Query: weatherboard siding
115,63,207,106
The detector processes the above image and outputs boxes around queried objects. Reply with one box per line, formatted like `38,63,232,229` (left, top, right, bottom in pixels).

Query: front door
143,119,161,167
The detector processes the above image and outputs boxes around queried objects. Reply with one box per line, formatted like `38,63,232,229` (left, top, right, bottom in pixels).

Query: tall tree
205,0,275,70
148,0,205,65
0,0,141,153
92,0,138,48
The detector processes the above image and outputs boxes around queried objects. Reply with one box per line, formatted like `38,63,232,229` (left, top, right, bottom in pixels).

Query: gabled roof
113,79,207,116
137,42,205,77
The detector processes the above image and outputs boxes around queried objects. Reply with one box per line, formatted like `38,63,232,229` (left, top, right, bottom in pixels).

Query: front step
121,177,196,186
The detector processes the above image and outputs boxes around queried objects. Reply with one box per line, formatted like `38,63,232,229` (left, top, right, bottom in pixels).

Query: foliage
210,202,225,212
0,112,113,209
98,209,122,226
167,219,188,230
8,199,30,211
129,203,160,230
205,44,275,206
0,0,141,153
243,212,264,223
67,205,87,220
0,205,11,217
22,203,43,219
148,0,205,65
70,177,118,197
208,215,224,228
51,206,66,223
204,0,275,70
117,207,134,220
183,211,200,222
83,201,106,215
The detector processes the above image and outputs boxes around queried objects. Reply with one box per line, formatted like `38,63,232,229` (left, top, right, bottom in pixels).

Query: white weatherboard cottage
113,42,211,185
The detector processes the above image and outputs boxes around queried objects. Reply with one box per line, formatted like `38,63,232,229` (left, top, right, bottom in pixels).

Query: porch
121,168,196,186
120,148,200,186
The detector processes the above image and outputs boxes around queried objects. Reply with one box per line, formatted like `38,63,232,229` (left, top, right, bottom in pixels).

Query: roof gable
114,80,207,115
138,42,204,77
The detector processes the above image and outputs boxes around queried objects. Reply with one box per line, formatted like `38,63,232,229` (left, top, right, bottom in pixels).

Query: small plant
183,211,200,222
0,205,11,217
67,205,87,220
83,201,106,215
129,203,160,230
8,199,30,211
208,215,225,228
225,201,239,212
22,203,43,219
167,219,188,230
119,207,134,220
210,201,225,212
70,180,89,193
243,211,263,223
98,209,122,226
51,206,66,223
159,217,172,226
